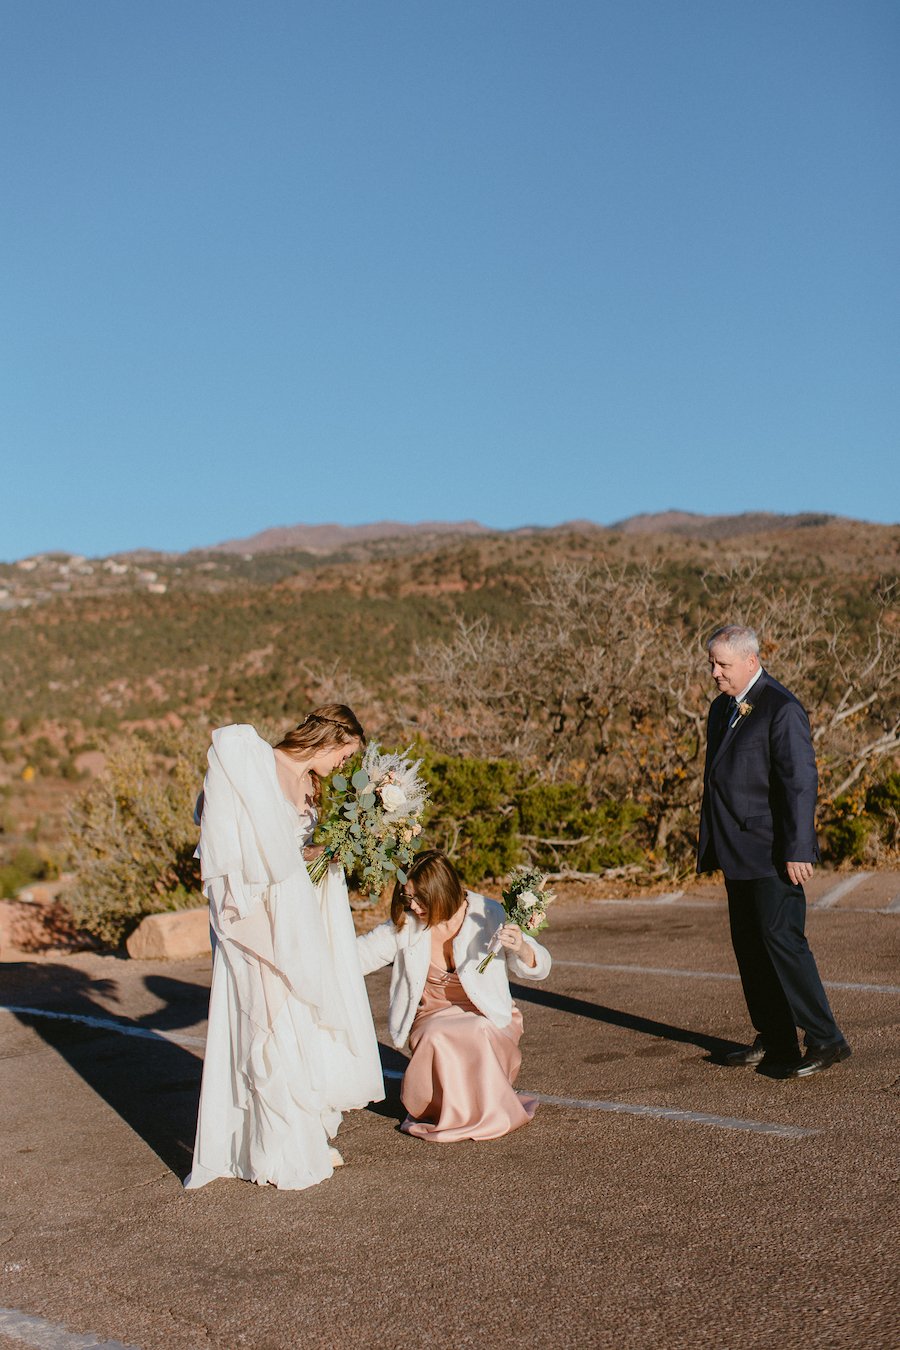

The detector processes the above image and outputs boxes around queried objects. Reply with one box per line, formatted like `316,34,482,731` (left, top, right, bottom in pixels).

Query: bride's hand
303,845,325,862
497,923,537,967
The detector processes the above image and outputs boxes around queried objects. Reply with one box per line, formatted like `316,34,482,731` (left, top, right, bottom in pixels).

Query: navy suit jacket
697,669,820,881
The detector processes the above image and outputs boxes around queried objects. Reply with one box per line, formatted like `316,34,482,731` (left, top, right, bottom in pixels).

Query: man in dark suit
698,624,850,1077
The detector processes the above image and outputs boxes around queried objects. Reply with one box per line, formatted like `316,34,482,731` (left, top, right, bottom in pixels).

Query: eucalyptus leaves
307,744,428,900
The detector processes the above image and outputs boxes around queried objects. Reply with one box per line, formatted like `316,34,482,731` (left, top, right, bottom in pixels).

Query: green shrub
516,782,645,873
28,736,59,771
420,748,525,883
418,744,645,882
0,845,58,898
822,809,873,865
65,735,203,947
822,787,875,865
865,773,900,854
823,773,900,865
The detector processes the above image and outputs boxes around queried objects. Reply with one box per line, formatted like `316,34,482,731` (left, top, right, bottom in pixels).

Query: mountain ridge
206,510,849,556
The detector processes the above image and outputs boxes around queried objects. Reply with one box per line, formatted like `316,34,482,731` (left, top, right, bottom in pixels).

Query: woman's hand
303,845,325,862
497,922,537,968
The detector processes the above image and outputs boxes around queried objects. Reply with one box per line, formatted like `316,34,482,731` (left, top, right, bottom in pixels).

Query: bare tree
416,559,674,776
416,559,900,869
701,575,900,802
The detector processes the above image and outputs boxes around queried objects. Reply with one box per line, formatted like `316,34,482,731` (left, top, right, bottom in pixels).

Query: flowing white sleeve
356,920,401,976
197,725,350,1038
507,936,552,982
198,725,299,909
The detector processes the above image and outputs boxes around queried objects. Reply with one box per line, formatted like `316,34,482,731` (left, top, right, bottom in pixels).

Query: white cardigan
356,891,551,1048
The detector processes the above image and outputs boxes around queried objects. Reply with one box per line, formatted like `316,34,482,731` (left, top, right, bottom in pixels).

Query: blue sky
2,1,898,559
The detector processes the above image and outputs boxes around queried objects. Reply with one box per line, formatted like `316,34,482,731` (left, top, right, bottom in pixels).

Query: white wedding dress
184,725,384,1191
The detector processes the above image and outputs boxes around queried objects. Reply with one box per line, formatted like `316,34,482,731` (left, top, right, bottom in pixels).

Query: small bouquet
477,865,555,974
307,744,428,900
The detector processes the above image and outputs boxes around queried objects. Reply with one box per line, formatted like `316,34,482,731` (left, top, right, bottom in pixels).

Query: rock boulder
126,907,210,960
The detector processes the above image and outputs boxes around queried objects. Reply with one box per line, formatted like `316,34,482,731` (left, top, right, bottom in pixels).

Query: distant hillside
610,511,844,539
210,519,493,555
204,510,868,556
1,512,896,876
10,511,887,566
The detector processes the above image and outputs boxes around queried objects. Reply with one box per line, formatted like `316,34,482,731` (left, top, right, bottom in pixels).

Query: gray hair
706,624,760,656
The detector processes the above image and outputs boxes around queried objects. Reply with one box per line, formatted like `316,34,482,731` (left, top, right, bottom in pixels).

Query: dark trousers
725,875,842,1054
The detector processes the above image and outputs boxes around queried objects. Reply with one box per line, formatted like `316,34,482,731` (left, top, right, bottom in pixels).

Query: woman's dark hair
391,849,466,930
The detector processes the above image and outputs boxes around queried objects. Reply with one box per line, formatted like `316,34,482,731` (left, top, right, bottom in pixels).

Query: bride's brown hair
273,703,365,759
273,704,365,804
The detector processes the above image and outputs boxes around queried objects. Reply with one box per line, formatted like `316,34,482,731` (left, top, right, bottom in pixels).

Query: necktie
716,697,736,749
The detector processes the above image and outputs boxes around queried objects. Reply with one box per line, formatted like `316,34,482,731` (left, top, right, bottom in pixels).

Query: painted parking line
812,873,869,909
593,887,899,914
554,961,900,996
0,1305,139,1350
381,1069,815,1138
0,1006,206,1048
0,1009,816,1144
594,898,720,910
526,1094,817,1139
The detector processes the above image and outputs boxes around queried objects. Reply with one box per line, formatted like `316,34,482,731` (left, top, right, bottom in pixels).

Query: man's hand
786,860,815,886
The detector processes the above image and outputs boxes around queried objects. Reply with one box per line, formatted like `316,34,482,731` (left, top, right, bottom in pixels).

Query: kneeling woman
356,850,551,1142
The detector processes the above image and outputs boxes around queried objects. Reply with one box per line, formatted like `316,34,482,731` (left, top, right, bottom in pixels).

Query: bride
185,705,384,1191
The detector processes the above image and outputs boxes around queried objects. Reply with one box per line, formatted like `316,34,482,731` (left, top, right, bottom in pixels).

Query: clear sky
2,1,898,560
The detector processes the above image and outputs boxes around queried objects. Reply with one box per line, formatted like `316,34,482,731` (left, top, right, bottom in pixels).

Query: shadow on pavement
4,963,741,1180
5,965,416,1161
510,982,738,1059
6,962,203,1178
366,1042,408,1123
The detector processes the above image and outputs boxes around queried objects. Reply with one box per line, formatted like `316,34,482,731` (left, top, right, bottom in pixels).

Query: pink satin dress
400,962,538,1142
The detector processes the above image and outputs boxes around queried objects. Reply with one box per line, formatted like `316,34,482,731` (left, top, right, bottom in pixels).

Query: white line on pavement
812,873,869,908
554,960,900,996
593,891,899,914
2,1008,818,1142
527,1094,818,1139
380,1070,817,1137
0,1305,139,1350
0,1006,206,1047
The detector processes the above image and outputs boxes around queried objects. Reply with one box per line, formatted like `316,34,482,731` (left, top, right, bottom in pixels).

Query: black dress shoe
725,1037,765,1066
791,1041,852,1078
757,1052,803,1078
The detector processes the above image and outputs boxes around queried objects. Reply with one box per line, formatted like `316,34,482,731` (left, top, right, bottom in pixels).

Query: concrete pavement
1,872,898,1349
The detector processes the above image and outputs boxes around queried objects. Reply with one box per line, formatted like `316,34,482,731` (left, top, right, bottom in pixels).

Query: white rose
517,890,539,911
379,783,408,813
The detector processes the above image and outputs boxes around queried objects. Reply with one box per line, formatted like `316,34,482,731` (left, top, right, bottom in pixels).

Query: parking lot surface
1,872,898,1349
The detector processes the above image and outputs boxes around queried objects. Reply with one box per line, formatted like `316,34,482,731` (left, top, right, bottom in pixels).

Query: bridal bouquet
477,865,555,973
307,744,428,900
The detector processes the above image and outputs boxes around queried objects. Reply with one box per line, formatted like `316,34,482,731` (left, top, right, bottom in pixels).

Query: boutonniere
727,699,753,730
